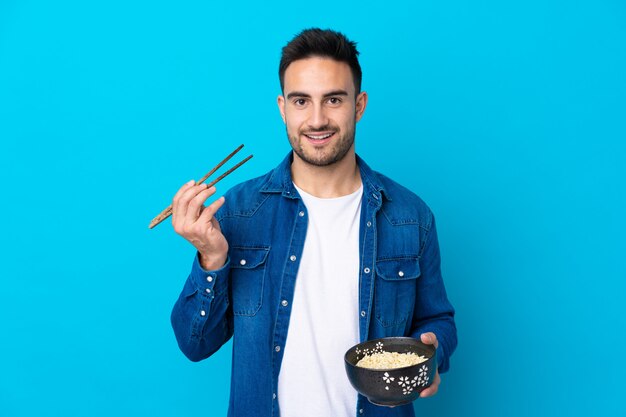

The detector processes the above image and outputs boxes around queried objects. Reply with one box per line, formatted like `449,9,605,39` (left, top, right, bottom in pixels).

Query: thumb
420,332,439,348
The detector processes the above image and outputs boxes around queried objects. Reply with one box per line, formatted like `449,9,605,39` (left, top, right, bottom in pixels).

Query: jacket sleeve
170,253,233,362
410,213,457,373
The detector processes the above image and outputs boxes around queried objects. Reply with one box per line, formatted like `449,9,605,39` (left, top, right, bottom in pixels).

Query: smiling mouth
304,131,335,141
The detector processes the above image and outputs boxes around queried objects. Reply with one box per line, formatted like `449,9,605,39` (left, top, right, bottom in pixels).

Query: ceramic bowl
344,337,437,407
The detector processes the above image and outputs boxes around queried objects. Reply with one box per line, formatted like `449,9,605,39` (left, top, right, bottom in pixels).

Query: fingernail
187,179,195,186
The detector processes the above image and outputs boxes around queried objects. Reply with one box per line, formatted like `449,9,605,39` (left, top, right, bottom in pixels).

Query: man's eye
328,97,342,105
294,99,307,106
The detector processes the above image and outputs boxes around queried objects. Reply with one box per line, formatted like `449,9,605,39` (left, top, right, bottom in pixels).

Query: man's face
278,57,367,167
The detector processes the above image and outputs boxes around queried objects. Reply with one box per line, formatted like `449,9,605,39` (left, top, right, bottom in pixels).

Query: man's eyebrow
285,90,349,99
323,90,349,98
286,91,311,99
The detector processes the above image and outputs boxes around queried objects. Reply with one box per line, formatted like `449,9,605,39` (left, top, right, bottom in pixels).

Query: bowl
344,337,437,407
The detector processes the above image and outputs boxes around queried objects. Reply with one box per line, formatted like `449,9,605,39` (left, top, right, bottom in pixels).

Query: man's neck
290,151,362,198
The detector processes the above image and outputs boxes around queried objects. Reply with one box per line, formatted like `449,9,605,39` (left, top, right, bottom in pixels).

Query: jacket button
206,276,213,283
366,221,372,227
275,345,281,352
299,211,305,217
240,259,247,266
364,267,370,274
290,255,296,261
281,300,288,307
398,271,404,277
200,310,206,317
360,311,366,317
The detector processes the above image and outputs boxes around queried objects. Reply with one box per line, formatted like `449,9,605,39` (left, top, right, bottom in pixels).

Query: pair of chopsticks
149,144,253,229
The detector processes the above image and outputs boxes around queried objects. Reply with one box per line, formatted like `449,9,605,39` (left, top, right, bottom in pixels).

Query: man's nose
308,103,329,129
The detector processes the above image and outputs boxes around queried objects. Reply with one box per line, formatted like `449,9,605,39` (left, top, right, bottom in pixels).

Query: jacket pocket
230,246,270,317
374,256,420,328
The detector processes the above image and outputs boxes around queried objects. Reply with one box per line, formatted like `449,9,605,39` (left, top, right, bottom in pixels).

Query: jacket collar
260,151,391,202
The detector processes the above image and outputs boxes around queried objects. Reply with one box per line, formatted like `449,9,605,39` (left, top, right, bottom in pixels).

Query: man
170,28,457,417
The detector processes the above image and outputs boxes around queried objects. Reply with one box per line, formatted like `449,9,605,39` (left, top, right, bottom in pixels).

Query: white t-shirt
277,183,363,417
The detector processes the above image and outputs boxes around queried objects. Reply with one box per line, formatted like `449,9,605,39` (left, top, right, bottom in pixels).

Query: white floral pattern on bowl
367,344,431,395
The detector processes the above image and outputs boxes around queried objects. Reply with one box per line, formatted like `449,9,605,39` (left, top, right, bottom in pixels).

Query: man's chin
298,155,333,167
294,148,351,167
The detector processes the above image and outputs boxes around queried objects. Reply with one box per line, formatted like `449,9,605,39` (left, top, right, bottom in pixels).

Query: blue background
1,0,625,416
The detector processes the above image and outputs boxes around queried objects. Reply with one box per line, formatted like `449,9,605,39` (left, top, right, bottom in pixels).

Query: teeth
307,133,332,140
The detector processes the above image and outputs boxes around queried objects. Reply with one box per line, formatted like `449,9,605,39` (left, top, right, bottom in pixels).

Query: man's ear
277,95,286,123
355,91,368,122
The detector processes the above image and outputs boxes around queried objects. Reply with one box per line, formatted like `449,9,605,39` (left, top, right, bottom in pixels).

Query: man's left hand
419,332,440,398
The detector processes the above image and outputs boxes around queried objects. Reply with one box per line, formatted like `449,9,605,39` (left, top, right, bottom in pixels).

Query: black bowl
344,337,437,407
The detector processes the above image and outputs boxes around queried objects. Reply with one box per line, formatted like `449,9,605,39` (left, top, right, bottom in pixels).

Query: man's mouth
303,131,335,143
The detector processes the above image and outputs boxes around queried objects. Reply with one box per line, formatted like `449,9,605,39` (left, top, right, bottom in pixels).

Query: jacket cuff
190,252,230,297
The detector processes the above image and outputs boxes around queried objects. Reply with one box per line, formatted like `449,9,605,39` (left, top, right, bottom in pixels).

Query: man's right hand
172,180,228,270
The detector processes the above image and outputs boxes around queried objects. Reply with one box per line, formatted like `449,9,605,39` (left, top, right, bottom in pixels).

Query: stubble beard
287,120,356,167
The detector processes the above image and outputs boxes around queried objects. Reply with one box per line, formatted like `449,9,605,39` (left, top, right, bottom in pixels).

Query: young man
170,28,457,417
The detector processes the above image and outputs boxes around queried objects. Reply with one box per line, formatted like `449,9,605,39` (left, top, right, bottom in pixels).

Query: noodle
355,351,427,369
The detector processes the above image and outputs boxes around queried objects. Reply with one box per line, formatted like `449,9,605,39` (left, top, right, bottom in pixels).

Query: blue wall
1,1,624,416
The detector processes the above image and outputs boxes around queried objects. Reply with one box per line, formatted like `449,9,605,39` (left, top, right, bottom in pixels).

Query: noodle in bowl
356,351,428,369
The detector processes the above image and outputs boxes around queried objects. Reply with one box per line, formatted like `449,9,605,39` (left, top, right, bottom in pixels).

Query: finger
172,180,196,213
172,180,196,223
172,180,196,232
420,332,439,349
198,195,225,225
185,185,214,223
173,179,196,201
176,183,208,225
419,372,440,398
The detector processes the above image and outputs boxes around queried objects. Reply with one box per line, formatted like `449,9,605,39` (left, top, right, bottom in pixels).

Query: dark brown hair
279,28,362,94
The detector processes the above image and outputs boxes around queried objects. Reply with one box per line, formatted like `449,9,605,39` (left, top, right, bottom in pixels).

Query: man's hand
172,180,228,270
419,332,441,398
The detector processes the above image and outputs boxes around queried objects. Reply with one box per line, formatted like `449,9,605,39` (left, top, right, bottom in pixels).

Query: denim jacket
171,152,457,417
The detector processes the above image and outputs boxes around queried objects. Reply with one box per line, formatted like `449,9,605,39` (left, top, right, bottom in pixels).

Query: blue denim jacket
171,152,457,417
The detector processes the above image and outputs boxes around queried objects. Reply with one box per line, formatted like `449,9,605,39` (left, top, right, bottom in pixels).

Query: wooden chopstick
149,145,252,229
152,154,253,224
